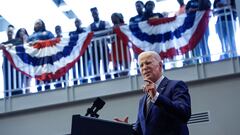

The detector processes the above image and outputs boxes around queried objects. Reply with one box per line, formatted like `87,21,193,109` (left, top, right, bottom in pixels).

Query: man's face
55,26,62,36
34,20,43,32
91,10,99,22
136,2,144,14
139,53,162,82
7,27,14,39
19,29,26,38
111,15,119,25
75,19,81,28
145,2,155,12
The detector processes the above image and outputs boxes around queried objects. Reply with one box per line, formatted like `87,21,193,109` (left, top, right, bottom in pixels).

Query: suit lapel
158,77,169,95
142,95,148,119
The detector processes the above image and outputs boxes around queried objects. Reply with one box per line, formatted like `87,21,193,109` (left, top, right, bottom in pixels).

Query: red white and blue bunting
2,32,93,81
115,10,210,59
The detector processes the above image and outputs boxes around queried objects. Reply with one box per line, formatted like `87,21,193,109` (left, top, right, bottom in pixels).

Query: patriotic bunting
2,32,93,81
115,10,210,59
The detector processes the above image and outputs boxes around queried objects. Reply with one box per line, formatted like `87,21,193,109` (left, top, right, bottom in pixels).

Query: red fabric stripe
114,27,129,44
33,38,61,49
159,48,178,59
148,16,177,25
132,44,143,55
180,10,210,54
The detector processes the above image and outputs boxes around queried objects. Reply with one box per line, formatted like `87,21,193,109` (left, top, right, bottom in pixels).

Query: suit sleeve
132,118,142,135
132,99,143,135
154,81,191,123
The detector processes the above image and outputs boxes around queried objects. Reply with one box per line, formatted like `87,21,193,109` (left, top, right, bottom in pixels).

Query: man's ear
159,61,162,67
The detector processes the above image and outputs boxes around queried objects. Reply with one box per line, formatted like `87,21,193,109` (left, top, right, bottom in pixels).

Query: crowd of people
0,0,238,97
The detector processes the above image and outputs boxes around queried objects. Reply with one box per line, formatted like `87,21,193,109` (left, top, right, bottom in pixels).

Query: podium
71,114,134,135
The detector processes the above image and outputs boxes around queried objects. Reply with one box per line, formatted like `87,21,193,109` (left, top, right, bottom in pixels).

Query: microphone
85,97,105,118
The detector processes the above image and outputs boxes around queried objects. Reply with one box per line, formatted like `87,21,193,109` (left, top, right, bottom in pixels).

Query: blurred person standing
185,0,212,64
88,7,112,82
111,13,131,77
54,25,67,88
1,25,16,96
129,1,145,73
28,19,55,92
129,1,145,23
28,19,54,42
55,25,62,38
69,18,89,85
141,0,164,21
14,28,31,94
214,0,238,59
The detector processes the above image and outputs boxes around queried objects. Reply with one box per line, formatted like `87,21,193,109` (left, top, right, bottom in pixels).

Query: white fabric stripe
7,32,89,76
138,13,187,34
120,11,204,53
24,38,70,57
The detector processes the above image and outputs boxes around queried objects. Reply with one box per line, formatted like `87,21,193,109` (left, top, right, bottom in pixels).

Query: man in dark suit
129,1,144,24
134,51,191,135
88,7,111,82
141,1,164,21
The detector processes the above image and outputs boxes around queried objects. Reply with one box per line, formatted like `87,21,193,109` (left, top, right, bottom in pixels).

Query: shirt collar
155,75,164,89
94,20,100,27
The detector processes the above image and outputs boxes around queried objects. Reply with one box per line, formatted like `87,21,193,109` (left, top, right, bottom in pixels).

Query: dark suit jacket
134,77,191,135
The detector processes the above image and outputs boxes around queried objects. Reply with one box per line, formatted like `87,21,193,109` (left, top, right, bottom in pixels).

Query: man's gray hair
138,51,161,63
